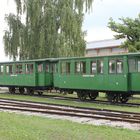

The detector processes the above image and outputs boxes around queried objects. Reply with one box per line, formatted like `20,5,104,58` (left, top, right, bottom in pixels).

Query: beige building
86,39,128,56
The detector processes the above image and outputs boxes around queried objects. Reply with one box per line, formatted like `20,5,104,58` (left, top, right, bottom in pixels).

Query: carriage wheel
9,87,15,94
88,92,99,100
77,91,87,101
106,93,119,103
38,91,43,96
19,88,25,94
119,94,130,103
68,91,73,94
27,88,34,95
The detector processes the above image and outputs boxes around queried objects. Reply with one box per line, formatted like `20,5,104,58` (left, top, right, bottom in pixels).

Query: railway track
0,98,140,124
0,89,140,107
41,94,140,107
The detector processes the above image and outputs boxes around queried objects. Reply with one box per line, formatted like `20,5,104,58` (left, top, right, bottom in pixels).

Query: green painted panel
53,73,128,91
0,74,36,86
54,55,128,92
45,73,53,86
36,72,53,87
37,72,45,86
129,73,140,91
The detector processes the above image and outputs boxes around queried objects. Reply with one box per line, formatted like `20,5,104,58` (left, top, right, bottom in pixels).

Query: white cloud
0,0,140,61
100,0,140,6
85,27,115,42
83,0,140,42
0,1,16,61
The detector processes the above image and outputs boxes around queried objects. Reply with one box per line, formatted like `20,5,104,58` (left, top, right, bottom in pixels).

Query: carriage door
37,62,45,86
128,57,140,91
45,62,52,86
108,57,128,91
49,62,58,85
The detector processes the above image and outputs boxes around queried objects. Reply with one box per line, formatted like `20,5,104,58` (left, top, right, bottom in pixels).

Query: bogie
77,91,88,101
19,87,25,94
9,87,16,94
88,92,99,100
119,94,131,103
106,92,131,103
26,88,34,95
38,91,43,96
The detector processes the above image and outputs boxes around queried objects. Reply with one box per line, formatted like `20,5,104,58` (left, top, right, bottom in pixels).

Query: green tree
4,0,94,60
108,14,140,52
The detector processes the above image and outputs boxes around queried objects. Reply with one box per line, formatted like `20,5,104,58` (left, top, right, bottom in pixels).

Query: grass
0,112,140,140
0,92,139,113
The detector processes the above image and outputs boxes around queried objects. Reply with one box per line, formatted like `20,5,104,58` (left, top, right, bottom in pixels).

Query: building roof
86,38,126,49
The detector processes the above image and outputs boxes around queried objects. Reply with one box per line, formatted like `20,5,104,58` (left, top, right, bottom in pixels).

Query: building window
117,59,123,73
6,65,13,74
0,65,4,74
16,64,23,74
25,64,34,74
91,61,97,74
75,61,86,74
38,63,43,72
129,59,136,72
109,60,116,74
97,60,103,74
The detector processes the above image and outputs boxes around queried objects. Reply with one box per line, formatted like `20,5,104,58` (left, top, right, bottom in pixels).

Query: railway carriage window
16,64,23,74
61,62,69,74
138,60,140,72
38,63,43,72
30,64,33,73
75,62,86,74
46,64,49,72
109,60,116,74
25,64,33,74
75,62,80,73
61,62,66,73
129,59,136,72
52,64,58,73
91,61,97,74
66,62,70,74
97,60,103,74
81,62,86,74
0,65,4,74
137,60,140,72
55,64,58,73
6,65,13,74
50,64,54,73
117,59,123,73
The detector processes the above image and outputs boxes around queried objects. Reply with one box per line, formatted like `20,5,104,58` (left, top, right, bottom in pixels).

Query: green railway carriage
1,53,140,103
53,53,140,103
0,58,57,95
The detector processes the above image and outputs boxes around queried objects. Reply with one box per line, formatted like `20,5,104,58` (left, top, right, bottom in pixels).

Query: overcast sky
0,0,140,61
83,0,140,41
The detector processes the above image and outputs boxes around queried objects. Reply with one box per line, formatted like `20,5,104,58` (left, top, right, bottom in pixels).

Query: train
0,52,140,103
